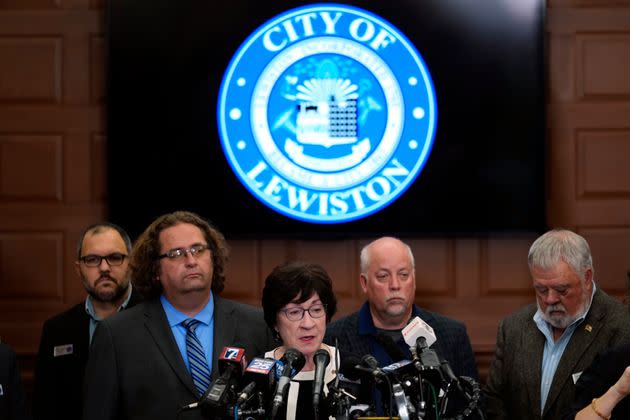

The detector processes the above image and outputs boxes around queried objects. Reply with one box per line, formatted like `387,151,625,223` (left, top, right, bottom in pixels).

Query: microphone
199,346,247,418
361,354,381,371
440,358,458,384
312,348,331,409
236,357,277,405
270,348,306,420
439,357,464,395
402,316,436,350
408,335,443,390
416,336,441,370
401,317,440,376
382,359,416,377
337,354,363,381
351,354,387,382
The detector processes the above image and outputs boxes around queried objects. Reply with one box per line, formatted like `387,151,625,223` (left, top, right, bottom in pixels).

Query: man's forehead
373,263,413,272
158,223,205,248
82,228,125,250
533,279,571,289
370,250,413,270
532,272,582,289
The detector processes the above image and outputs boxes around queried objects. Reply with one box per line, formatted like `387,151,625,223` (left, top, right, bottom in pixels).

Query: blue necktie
182,319,212,396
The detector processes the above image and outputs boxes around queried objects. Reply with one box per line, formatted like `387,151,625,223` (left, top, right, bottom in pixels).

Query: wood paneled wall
1,0,630,392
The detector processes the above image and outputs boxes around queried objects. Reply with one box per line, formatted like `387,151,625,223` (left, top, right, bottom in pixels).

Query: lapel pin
585,324,592,332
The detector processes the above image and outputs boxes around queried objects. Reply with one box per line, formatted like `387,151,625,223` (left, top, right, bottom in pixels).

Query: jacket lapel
143,300,198,397
542,290,603,417
523,316,545,419
212,295,236,379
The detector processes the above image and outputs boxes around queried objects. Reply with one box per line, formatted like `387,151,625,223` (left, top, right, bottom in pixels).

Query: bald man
325,236,478,389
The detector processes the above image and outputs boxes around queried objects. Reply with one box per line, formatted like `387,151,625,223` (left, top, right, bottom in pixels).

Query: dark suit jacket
324,302,479,380
483,288,630,420
32,290,141,420
82,295,276,420
563,340,630,419
0,343,30,420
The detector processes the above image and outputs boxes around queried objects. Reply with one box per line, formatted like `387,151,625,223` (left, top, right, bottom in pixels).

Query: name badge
53,344,73,357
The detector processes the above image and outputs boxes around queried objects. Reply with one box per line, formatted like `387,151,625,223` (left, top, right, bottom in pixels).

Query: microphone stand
234,391,267,420
328,340,351,420
410,345,427,419
327,382,354,420
233,391,267,419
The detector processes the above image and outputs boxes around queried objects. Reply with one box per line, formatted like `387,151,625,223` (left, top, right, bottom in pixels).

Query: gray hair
527,229,593,278
360,236,415,274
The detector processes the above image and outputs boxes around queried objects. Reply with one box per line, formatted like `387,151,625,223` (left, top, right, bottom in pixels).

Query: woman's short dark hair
131,211,228,299
262,261,337,331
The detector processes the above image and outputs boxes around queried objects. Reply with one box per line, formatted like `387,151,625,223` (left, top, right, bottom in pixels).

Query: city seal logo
217,3,437,223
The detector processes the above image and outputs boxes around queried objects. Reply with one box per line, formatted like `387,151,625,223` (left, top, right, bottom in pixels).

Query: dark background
107,0,545,239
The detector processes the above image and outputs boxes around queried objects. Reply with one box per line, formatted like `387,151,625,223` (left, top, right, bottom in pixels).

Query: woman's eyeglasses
280,304,327,321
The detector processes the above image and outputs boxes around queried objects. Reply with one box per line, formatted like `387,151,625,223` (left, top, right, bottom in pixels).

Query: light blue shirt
85,283,134,344
534,284,596,413
160,293,215,375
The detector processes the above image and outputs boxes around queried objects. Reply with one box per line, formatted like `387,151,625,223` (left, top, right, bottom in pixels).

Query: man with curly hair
82,211,275,420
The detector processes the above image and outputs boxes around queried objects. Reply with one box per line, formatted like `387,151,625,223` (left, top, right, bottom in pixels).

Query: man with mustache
81,211,275,420
325,236,479,407
33,223,141,420
484,229,630,420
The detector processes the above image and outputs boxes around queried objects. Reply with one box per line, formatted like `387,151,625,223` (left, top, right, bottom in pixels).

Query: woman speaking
261,261,340,420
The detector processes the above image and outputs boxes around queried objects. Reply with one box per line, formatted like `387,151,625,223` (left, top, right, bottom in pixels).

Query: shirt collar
84,283,134,321
358,301,376,335
160,291,214,327
358,301,420,335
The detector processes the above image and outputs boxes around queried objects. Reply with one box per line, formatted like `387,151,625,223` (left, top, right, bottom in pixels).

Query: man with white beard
484,229,630,420
33,223,141,420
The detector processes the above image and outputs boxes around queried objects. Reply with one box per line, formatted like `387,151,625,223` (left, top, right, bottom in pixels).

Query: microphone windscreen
338,354,363,381
275,348,306,378
244,357,276,375
285,348,306,372
402,316,436,348
217,346,247,375
361,354,380,369
313,348,330,365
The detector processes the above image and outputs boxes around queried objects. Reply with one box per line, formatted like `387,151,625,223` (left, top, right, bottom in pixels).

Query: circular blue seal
217,3,437,224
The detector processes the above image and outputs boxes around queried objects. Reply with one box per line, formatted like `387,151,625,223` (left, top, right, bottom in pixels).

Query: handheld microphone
270,348,306,420
236,357,277,405
199,346,247,418
312,348,331,409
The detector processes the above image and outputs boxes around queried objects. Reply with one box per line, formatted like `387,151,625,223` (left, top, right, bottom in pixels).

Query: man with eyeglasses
82,211,275,420
33,223,141,420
